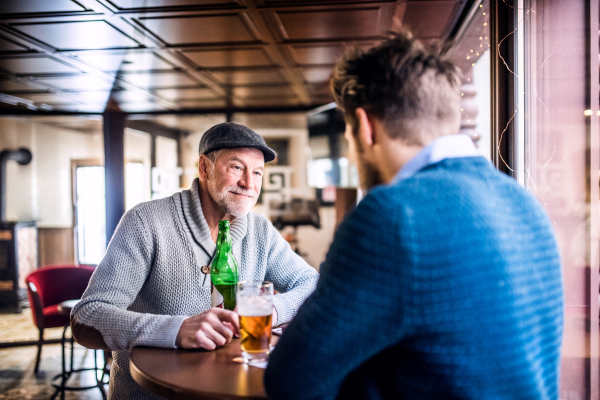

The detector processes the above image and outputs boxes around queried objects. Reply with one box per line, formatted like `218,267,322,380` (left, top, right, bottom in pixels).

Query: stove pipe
0,148,32,221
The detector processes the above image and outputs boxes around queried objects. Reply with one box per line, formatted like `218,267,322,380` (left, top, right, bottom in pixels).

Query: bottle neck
215,227,232,254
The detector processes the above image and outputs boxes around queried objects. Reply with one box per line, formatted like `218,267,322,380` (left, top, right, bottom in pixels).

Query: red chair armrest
27,281,45,330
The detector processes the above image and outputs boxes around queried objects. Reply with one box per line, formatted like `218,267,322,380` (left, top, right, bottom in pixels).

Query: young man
264,31,563,399
72,122,318,399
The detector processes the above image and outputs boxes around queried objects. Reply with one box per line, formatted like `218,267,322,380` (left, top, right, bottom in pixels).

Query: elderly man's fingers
223,321,240,338
195,330,218,350
199,325,228,348
211,320,234,344
212,308,240,333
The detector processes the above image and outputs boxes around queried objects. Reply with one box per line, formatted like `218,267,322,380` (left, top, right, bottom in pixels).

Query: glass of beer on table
237,281,273,363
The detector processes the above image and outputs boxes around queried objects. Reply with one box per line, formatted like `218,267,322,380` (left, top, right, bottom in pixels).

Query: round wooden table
130,336,279,400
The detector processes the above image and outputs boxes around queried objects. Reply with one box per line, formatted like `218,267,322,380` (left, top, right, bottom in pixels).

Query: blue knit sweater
264,157,563,400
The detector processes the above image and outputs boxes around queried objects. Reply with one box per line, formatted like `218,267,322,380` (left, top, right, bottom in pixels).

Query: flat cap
198,122,276,163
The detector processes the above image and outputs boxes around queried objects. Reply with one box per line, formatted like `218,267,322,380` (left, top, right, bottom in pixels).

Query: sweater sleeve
71,207,187,351
263,223,319,326
264,192,412,400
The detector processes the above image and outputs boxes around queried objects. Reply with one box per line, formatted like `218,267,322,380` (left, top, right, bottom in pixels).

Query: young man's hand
176,308,240,350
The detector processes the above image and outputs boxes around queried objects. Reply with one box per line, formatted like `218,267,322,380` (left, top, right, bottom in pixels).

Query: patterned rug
0,312,107,399
0,344,107,399
0,312,63,344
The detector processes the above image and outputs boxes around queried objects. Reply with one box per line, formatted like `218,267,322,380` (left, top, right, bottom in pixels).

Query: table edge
129,347,267,400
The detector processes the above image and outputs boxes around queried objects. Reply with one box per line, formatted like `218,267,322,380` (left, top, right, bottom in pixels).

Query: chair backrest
25,265,95,311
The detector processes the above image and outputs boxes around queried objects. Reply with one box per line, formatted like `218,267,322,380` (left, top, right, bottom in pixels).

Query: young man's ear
355,108,376,148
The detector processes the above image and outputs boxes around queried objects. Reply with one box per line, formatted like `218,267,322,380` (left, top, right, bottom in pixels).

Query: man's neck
375,141,425,184
198,182,234,243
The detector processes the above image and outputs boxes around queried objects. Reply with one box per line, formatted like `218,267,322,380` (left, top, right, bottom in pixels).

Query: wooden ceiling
0,0,466,115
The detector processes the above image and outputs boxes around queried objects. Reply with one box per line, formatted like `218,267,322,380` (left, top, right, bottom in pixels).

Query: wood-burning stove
0,148,37,312
0,221,37,312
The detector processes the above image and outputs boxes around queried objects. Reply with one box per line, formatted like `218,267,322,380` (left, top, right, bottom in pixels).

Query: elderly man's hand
176,308,240,350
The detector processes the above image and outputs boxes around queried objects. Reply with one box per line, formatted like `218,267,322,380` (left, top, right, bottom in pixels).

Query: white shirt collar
392,134,479,184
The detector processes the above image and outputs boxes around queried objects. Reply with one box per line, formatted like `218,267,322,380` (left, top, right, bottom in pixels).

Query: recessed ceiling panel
110,0,236,9
402,1,459,38
0,37,28,52
43,101,84,107
13,21,140,50
8,92,74,103
156,87,218,100
179,99,227,108
312,94,334,104
110,90,153,103
182,49,273,68
276,8,381,40
38,75,116,91
0,80,42,92
301,67,332,83
290,45,344,66
232,85,294,98
120,72,198,88
74,51,175,72
263,0,391,2
120,102,166,112
234,96,301,107
28,116,102,133
75,91,112,103
0,56,82,74
210,70,286,85
308,82,331,96
48,103,106,112
0,1,85,14
138,15,257,45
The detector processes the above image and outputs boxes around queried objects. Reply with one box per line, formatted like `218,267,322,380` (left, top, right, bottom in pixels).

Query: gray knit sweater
72,178,319,399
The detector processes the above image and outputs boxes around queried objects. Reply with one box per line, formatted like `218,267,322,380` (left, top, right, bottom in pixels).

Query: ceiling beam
0,104,322,116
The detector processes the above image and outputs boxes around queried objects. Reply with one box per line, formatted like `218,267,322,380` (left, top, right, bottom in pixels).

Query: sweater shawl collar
179,178,247,259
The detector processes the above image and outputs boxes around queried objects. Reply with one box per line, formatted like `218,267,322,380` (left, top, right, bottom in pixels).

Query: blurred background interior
0,0,597,399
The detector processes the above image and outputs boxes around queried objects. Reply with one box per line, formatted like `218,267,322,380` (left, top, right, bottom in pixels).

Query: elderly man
264,31,563,399
72,122,318,399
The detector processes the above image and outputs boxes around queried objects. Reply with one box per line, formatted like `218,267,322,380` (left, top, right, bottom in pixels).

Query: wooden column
103,108,126,246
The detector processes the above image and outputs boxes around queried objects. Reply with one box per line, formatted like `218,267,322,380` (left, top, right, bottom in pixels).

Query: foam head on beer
238,294,272,317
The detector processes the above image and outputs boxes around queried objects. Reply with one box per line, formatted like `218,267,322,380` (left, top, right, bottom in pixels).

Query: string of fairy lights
465,3,490,82
459,3,491,132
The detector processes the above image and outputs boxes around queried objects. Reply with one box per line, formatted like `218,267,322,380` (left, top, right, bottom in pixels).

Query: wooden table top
57,299,80,315
130,336,279,400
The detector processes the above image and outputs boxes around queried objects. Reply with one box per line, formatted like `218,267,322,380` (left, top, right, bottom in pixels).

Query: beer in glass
237,281,273,363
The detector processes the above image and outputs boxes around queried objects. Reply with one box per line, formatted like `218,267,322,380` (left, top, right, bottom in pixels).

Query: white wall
155,136,178,170
124,128,152,207
0,118,153,228
0,117,103,228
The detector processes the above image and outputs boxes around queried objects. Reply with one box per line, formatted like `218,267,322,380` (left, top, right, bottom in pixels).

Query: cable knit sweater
72,178,319,399
265,157,563,400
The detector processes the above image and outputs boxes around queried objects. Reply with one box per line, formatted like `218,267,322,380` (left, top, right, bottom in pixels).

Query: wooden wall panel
38,227,74,267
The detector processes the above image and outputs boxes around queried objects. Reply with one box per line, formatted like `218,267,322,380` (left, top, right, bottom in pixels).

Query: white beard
207,179,258,217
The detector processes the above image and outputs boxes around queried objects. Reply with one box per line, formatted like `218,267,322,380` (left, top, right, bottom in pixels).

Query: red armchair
25,265,95,373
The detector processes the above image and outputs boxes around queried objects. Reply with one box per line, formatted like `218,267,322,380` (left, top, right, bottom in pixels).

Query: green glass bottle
210,220,239,311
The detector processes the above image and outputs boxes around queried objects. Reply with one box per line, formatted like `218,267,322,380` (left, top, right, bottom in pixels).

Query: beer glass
237,281,273,363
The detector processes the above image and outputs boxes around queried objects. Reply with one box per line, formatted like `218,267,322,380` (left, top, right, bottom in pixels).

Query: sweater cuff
272,295,293,326
144,315,188,349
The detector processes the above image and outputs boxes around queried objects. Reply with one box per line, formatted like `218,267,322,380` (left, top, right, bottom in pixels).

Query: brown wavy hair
330,29,462,146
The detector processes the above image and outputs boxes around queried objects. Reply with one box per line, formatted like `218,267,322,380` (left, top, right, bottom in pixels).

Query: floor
0,312,63,344
0,313,107,400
